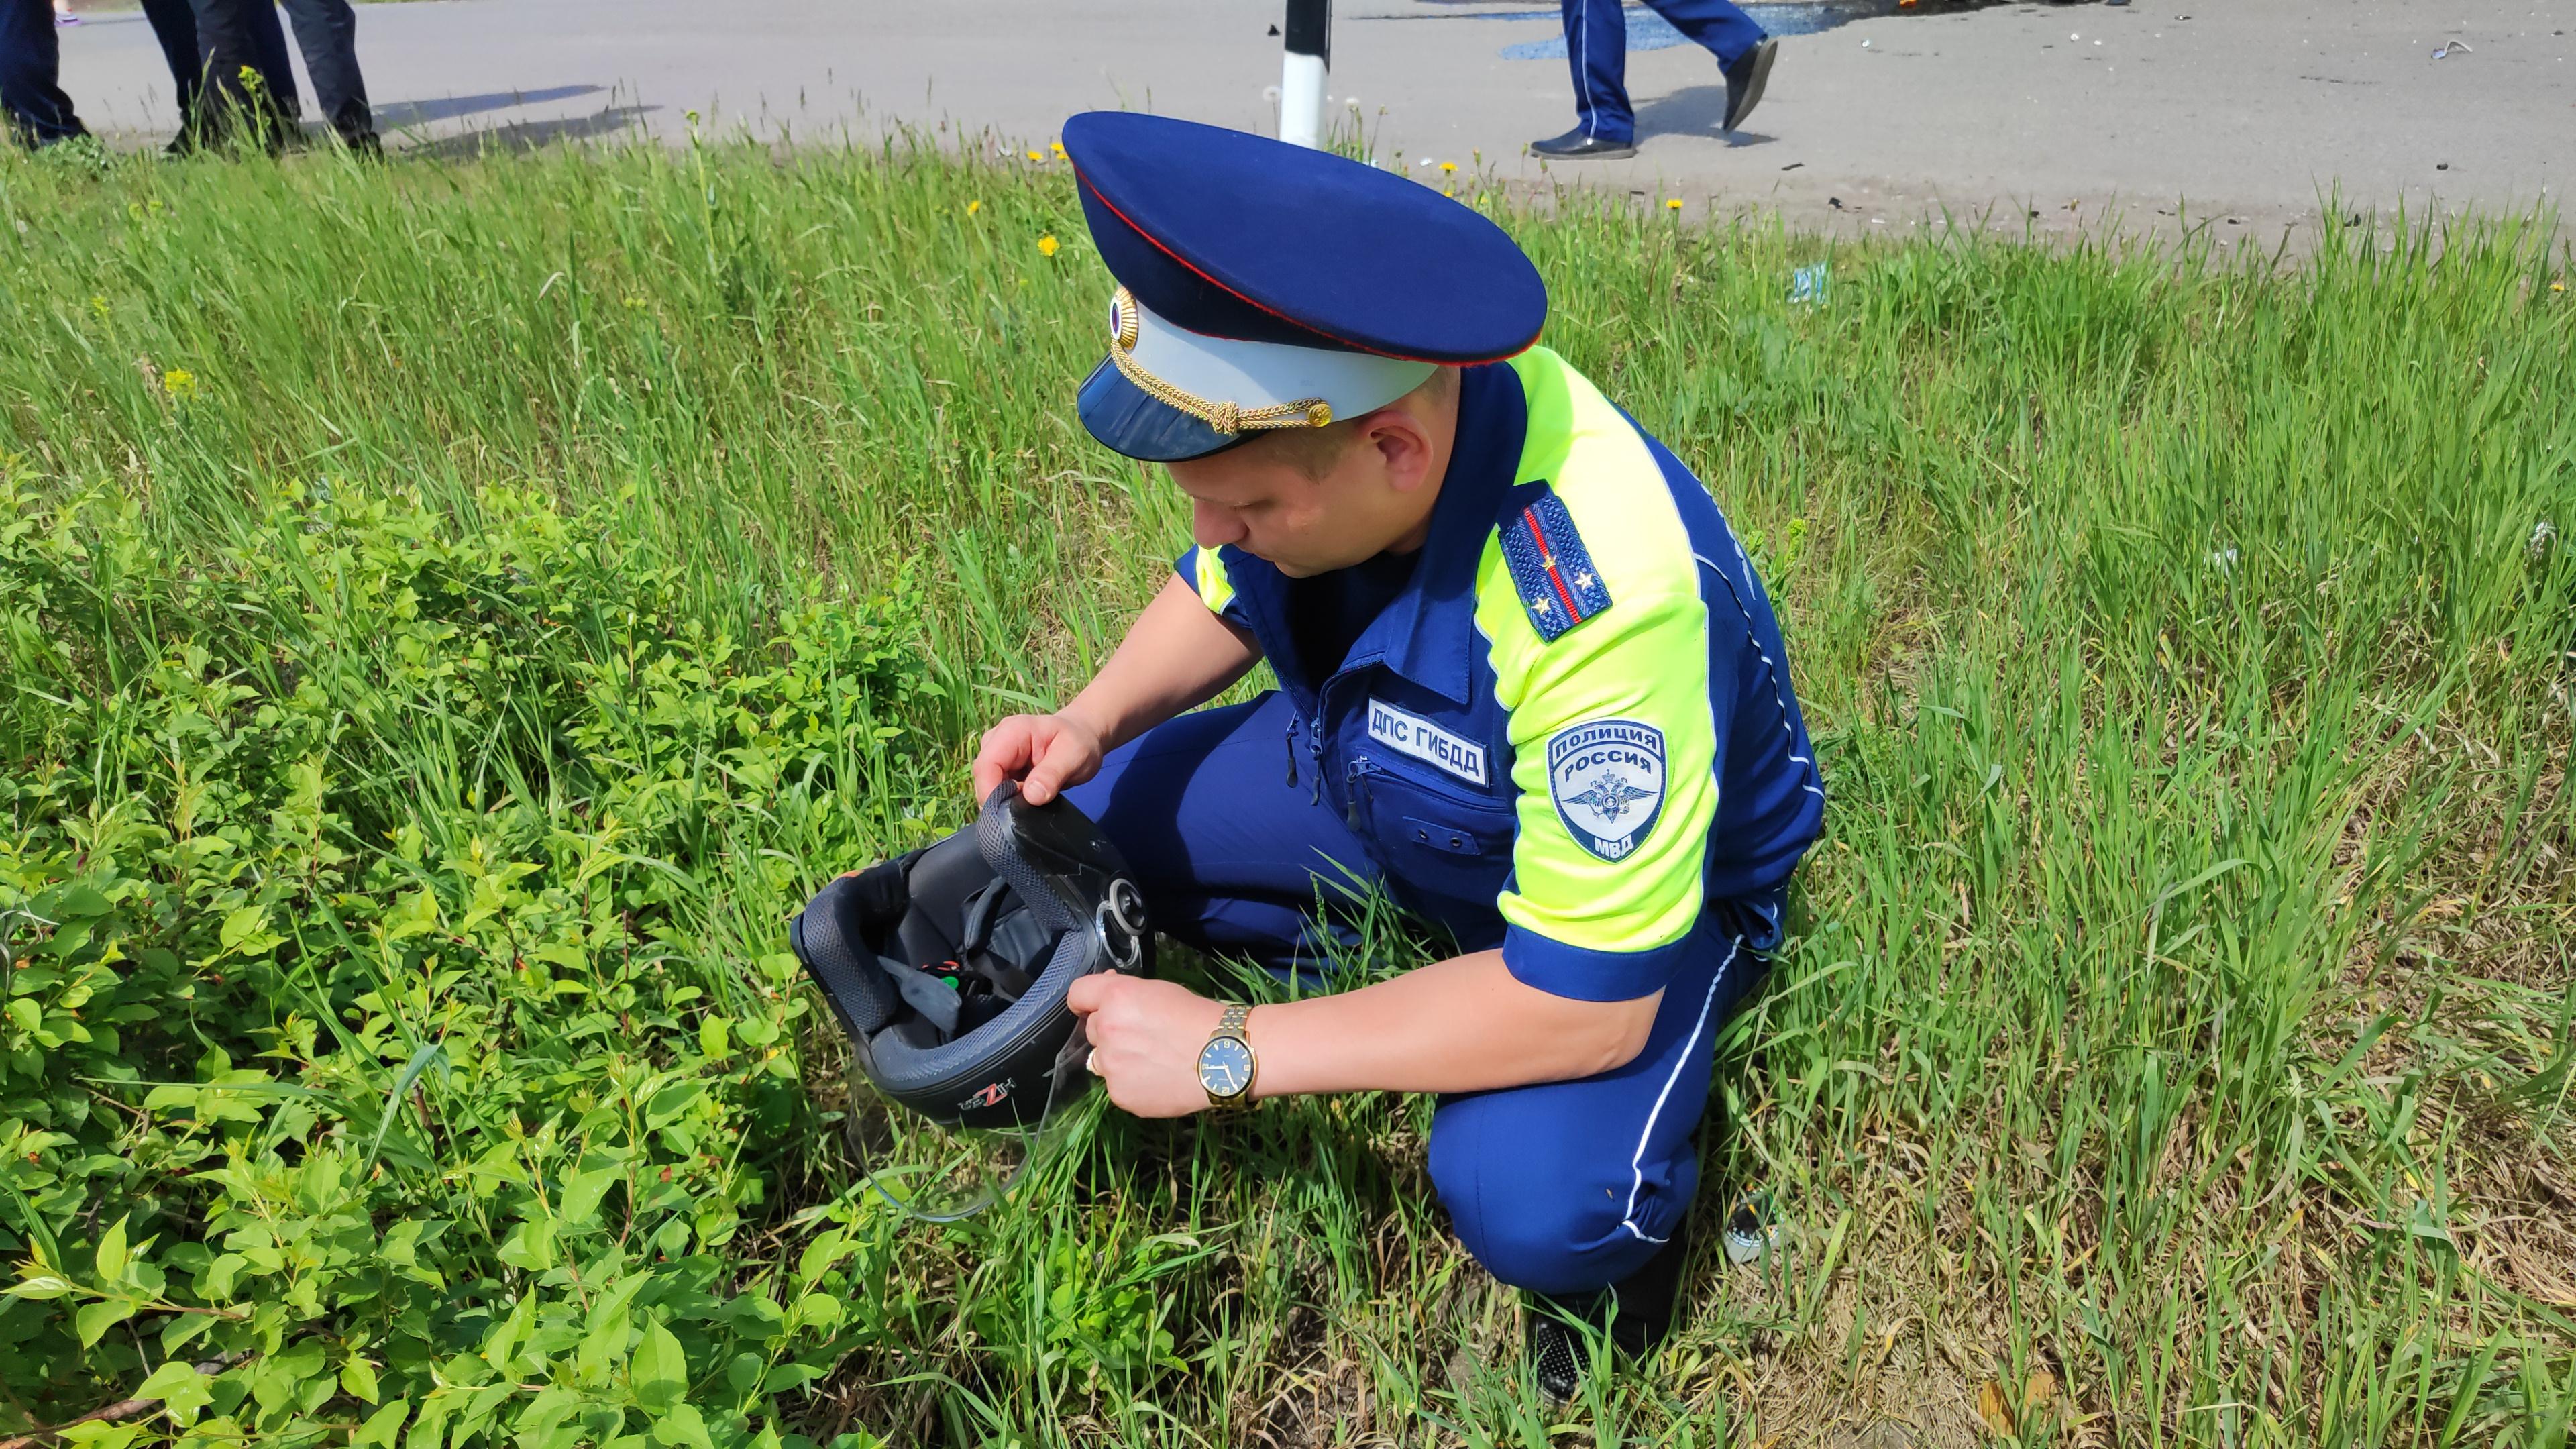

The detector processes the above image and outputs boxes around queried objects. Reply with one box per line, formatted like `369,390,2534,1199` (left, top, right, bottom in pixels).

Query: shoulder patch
1500,486,1613,643
1548,718,1666,861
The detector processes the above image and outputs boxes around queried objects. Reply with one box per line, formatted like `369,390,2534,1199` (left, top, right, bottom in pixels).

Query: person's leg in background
137,0,205,148
1534,0,1778,156
1531,0,1638,159
1,0,88,146
273,0,373,150
244,0,300,124
186,0,299,147
1642,0,1778,133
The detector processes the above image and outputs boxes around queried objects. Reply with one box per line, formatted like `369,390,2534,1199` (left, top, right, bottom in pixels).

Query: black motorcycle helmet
790,782,1151,1131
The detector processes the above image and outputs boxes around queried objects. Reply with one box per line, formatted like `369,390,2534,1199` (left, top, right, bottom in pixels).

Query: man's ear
1368,408,1438,494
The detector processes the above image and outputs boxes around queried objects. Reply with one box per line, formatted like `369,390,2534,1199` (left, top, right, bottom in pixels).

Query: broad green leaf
49,882,113,918
219,904,268,951
56,1420,144,1448
790,1293,844,1334
252,1336,328,1415
649,1403,714,1449
6,1273,76,1299
496,1214,559,1273
481,1294,536,1370
629,1320,688,1411
76,1296,137,1347
95,1214,130,1281
559,1165,621,1229
342,1353,381,1404
760,1362,824,1395
794,1230,853,1286
352,1399,410,1448
161,1309,217,1357
133,1360,216,1425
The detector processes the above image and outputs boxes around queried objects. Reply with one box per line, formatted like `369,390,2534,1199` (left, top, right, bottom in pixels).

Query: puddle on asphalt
1369,1,1945,62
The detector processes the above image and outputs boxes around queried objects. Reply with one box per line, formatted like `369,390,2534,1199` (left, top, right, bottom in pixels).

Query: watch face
1197,1036,1253,1098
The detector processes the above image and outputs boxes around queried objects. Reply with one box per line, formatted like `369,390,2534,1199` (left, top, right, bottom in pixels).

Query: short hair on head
1254,366,1460,480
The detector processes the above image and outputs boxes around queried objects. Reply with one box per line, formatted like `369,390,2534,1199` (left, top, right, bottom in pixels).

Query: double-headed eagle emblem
1561,772,1654,824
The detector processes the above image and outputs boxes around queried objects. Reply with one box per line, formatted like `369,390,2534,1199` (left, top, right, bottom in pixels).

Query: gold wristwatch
1195,1002,1258,1110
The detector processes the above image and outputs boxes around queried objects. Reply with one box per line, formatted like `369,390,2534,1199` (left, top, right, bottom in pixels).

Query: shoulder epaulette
1499,484,1613,643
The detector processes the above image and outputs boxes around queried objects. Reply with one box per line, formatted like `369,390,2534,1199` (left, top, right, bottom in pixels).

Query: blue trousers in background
1,0,84,146
1560,0,1766,146
189,0,373,144
1065,692,1774,1295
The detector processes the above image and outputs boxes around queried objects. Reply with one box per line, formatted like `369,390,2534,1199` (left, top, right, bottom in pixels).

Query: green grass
0,131,2571,1448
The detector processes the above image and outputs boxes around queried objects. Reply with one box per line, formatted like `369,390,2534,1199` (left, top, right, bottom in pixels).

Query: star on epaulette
1501,488,1613,643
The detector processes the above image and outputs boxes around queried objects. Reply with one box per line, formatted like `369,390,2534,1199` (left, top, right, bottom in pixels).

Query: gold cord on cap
1108,288,1333,436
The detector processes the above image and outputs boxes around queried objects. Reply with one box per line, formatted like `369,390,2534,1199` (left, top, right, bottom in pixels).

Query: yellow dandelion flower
966,200,981,215
163,369,197,400
1051,140,1067,156
1026,150,1043,162
1666,198,1684,211
2556,280,2569,293
1038,235,1061,258
1440,161,1458,174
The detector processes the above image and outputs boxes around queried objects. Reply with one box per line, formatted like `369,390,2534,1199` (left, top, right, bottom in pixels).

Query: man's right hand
972,712,1106,807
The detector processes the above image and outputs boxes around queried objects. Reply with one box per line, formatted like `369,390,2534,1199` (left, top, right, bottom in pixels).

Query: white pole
1280,0,1329,148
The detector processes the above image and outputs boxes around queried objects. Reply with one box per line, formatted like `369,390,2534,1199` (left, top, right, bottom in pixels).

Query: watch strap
1203,1002,1256,1108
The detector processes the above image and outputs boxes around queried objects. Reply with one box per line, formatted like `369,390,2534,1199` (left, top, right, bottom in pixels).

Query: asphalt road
50,0,2575,244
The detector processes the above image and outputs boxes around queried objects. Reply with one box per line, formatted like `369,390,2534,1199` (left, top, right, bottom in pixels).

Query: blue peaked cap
1062,111,1548,460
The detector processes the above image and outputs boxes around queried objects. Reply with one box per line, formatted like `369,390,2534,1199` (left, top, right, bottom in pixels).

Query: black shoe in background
1525,1214,1695,1402
1528,127,1637,161
1721,35,1780,132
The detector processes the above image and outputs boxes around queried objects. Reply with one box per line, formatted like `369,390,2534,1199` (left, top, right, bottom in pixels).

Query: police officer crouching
977,111,1825,1397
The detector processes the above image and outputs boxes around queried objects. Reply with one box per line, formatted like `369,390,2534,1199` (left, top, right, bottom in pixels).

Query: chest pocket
1348,757,1517,920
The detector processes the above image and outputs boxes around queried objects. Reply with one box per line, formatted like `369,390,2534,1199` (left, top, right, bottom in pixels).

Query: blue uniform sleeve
1176,545,1254,632
1487,586,1736,1003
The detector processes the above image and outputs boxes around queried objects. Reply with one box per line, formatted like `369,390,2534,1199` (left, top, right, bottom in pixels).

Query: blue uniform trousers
190,0,372,144
1066,692,1770,1295
1560,0,1765,147
1,0,84,146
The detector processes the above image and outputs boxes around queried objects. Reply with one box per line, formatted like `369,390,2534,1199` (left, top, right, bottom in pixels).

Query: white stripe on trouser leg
1621,936,1742,1244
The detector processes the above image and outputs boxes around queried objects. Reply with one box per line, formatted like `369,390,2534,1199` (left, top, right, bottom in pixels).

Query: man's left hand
1067,975,1227,1118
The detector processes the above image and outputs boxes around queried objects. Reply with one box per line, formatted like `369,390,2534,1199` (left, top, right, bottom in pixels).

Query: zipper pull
1309,716,1328,804
1283,716,1299,787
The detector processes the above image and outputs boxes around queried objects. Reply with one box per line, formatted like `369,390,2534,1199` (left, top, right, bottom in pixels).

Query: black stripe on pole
1285,0,1330,66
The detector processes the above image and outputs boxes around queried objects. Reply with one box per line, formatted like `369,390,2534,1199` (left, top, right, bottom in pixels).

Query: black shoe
1528,127,1636,161
1524,1215,1694,1402
1721,35,1780,132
